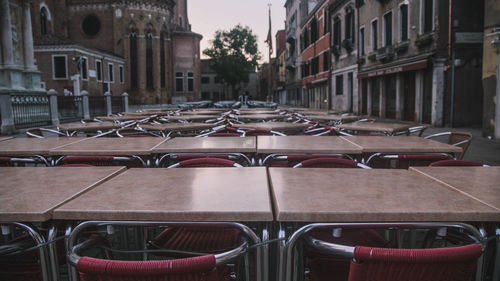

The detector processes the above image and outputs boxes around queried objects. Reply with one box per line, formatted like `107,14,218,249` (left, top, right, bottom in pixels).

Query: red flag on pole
264,4,273,55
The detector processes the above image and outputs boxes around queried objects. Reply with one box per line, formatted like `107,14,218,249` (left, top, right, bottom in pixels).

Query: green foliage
203,24,261,98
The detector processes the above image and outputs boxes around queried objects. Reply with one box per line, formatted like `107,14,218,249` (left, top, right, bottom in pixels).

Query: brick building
30,0,201,104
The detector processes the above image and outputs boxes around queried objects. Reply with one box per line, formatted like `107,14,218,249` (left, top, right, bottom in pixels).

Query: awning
357,59,428,79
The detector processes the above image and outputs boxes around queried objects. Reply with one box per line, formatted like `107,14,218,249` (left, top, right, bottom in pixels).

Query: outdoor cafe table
269,168,500,222
152,136,256,153
410,166,500,211
336,121,416,135
303,114,359,123
236,114,287,121
97,115,153,122
0,136,13,142
58,122,122,134
162,115,219,121
237,110,281,115
231,122,311,132
341,135,463,154
257,136,362,155
138,122,216,133
0,137,85,157
178,110,225,115
49,137,168,156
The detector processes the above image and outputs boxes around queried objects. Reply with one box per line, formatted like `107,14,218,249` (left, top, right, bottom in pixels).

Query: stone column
122,92,129,112
431,58,446,126
395,73,403,120
0,94,15,134
415,70,424,123
137,34,146,101
1,0,14,66
47,89,59,125
71,75,81,96
366,78,372,116
104,91,112,115
81,90,90,120
22,0,36,70
379,76,386,118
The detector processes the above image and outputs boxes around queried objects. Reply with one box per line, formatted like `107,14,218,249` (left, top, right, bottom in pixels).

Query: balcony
286,26,296,44
286,56,296,70
376,45,395,61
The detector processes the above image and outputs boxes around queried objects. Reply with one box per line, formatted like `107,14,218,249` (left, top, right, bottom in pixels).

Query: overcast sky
188,0,287,63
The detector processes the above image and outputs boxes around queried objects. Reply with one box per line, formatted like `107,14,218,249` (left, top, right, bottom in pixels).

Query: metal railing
11,94,51,129
58,96,84,123
88,96,106,118
111,96,123,114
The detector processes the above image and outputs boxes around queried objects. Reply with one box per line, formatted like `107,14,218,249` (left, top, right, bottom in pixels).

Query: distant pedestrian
64,88,73,96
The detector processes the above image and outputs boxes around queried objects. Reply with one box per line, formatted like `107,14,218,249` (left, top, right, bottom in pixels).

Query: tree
203,24,261,100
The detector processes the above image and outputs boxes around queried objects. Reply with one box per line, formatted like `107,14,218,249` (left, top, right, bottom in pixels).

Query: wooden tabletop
269,168,500,222
341,136,463,154
179,111,224,115
304,115,359,122
153,136,256,153
53,167,273,221
163,115,218,121
292,110,339,115
237,110,280,115
336,121,415,134
257,136,362,154
120,111,170,116
139,122,215,132
232,122,311,131
49,137,168,156
0,136,13,142
0,167,125,222
410,166,500,211
0,137,85,156
58,122,122,132
97,116,153,122
236,114,287,121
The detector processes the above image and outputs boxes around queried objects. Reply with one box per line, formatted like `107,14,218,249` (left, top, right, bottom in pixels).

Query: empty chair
244,129,286,136
208,132,241,137
366,153,452,169
429,159,487,167
424,131,472,159
55,155,146,167
158,153,251,167
167,158,243,168
26,128,67,138
0,156,49,167
293,158,371,169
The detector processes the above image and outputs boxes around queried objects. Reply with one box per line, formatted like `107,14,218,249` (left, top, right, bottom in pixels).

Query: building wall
172,32,202,103
482,0,500,138
285,0,303,106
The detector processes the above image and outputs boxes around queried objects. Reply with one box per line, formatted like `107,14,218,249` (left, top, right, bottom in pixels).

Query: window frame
52,54,68,80
370,18,378,52
176,71,184,92
420,0,434,34
187,71,194,92
345,6,355,44
80,56,89,80
95,59,102,82
335,74,343,96
108,62,114,83
382,10,393,47
359,26,365,56
398,3,409,42
119,65,124,84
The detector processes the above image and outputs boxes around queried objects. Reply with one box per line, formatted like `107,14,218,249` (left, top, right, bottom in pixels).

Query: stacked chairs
365,153,452,169
54,155,147,167
282,223,485,281
158,153,252,167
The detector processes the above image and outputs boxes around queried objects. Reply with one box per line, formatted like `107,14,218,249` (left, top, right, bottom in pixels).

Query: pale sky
188,0,286,63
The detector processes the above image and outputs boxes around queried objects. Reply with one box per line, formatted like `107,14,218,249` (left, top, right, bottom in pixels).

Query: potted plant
415,33,433,48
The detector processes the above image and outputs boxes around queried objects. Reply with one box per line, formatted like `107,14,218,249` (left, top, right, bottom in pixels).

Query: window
323,52,329,72
80,57,88,80
335,75,343,95
371,19,378,51
129,33,138,89
345,7,355,44
201,76,210,84
323,8,328,35
119,65,124,83
311,57,319,75
383,11,393,47
95,60,102,81
40,7,48,35
160,33,166,88
333,17,341,48
82,15,101,37
303,28,309,48
310,18,318,42
214,76,220,83
146,33,153,89
52,55,67,79
108,63,114,83
187,72,194,92
359,27,365,56
202,92,210,99
399,4,409,41
176,72,183,92
422,0,433,33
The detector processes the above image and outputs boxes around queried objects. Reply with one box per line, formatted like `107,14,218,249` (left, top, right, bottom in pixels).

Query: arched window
129,33,138,89
146,33,153,89
40,7,48,35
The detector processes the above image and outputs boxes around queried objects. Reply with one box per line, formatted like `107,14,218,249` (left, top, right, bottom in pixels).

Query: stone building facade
284,0,304,106
30,0,201,104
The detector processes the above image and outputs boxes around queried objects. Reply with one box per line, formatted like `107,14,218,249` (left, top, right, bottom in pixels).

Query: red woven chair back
60,163,95,167
149,226,242,256
208,132,241,137
396,154,451,169
175,154,232,161
306,229,389,281
348,244,482,281
244,129,273,136
269,155,341,167
76,255,230,281
177,158,238,168
448,132,472,159
429,160,484,167
298,158,358,168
